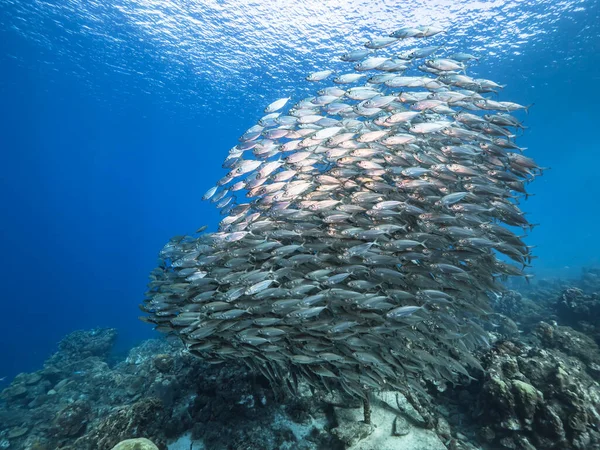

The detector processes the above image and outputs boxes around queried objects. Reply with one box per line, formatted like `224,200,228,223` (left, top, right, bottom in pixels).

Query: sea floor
1,269,600,450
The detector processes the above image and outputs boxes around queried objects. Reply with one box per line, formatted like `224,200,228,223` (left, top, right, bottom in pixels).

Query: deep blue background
0,22,226,378
0,0,599,382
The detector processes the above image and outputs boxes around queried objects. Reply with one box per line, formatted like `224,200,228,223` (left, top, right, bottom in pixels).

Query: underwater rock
492,291,551,332
392,415,411,436
52,400,92,437
152,354,175,373
49,328,118,365
533,322,600,370
0,384,28,401
23,373,42,386
435,417,452,441
71,398,167,450
554,287,600,344
0,331,199,450
511,380,542,427
331,419,374,447
332,393,447,450
0,328,345,450
447,335,600,449
4,323,599,450
7,426,29,439
111,437,160,450
188,373,334,450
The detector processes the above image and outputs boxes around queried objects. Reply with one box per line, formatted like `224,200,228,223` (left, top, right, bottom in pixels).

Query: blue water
0,0,598,381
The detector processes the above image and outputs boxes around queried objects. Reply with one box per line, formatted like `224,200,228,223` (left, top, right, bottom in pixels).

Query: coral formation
441,328,600,449
0,329,336,450
111,438,159,450
2,270,600,449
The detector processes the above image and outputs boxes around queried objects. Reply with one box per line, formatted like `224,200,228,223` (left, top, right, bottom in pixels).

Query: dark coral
0,329,334,450
68,398,167,450
492,290,551,332
52,400,92,437
50,328,118,364
443,333,600,450
554,288,600,344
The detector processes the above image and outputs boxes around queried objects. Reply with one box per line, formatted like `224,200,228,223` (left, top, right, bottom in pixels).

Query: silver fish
142,23,536,405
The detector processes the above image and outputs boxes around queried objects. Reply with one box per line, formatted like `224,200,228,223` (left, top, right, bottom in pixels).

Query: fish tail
524,274,534,284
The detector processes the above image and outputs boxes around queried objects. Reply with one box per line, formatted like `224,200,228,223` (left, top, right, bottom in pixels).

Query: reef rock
49,328,118,365
332,392,447,450
492,290,551,332
449,336,600,449
53,400,92,437
0,328,338,450
71,398,167,450
3,319,600,450
555,287,600,344
111,437,159,450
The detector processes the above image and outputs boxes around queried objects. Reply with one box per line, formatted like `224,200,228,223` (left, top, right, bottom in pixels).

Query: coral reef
111,438,159,450
491,290,552,333
0,327,467,450
2,271,600,450
494,268,600,345
0,329,337,450
554,287,600,344
442,329,600,450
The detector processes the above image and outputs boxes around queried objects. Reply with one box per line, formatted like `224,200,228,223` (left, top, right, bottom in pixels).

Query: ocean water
0,0,599,384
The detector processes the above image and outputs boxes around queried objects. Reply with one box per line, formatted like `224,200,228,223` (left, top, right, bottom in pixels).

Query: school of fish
141,24,541,401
